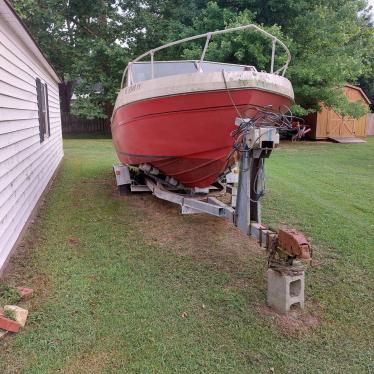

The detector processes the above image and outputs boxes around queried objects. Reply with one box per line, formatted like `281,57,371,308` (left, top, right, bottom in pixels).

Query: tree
358,5,374,109
13,0,148,117
13,0,374,117
150,0,374,116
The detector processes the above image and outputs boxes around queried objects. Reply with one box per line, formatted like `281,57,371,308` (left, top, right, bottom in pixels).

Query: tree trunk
59,81,73,113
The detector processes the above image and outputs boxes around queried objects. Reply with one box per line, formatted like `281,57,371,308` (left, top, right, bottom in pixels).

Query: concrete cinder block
250,222,267,241
4,305,28,327
267,269,305,314
259,229,272,249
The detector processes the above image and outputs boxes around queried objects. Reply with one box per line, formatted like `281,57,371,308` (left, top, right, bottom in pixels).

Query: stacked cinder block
267,269,305,314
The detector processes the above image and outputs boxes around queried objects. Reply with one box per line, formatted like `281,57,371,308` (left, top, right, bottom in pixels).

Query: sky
368,0,374,17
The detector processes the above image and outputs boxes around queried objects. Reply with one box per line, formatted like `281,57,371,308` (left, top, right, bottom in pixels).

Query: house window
36,78,51,142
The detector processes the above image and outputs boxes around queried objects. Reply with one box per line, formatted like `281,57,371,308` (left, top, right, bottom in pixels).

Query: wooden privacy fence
61,112,111,135
368,113,374,136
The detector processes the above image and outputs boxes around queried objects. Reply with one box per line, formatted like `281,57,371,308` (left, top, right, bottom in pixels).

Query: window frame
36,78,51,142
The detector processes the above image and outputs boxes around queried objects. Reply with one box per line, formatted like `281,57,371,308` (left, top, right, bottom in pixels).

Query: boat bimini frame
121,24,291,87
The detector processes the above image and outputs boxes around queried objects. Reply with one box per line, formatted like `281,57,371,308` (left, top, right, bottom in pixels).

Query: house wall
0,1,63,273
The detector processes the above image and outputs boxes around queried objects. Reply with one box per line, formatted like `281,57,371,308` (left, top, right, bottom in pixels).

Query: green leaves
14,0,373,118
153,0,373,117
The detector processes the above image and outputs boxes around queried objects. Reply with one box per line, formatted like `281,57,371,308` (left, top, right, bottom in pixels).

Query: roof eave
344,83,371,105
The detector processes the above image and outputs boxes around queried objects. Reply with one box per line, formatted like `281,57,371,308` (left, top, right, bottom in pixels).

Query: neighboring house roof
1,0,60,82
344,83,371,105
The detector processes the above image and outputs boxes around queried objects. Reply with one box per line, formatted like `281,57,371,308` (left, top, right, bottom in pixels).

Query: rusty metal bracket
266,228,312,272
278,229,312,261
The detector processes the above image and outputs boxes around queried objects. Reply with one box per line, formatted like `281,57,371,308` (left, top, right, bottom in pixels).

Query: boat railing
121,24,291,87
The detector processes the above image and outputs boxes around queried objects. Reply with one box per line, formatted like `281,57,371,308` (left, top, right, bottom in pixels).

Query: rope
221,70,243,120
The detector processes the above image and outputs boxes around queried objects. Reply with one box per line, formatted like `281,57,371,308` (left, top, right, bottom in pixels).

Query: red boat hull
111,89,292,187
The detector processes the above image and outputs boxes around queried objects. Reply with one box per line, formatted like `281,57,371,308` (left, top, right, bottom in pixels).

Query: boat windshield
130,61,257,84
122,24,292,87
131,61,197,84
201,62,256,73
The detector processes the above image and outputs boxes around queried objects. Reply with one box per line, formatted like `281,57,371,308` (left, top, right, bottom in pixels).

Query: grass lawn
0,137,373,373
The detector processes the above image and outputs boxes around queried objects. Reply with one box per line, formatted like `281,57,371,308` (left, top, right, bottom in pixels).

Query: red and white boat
111,25,294,188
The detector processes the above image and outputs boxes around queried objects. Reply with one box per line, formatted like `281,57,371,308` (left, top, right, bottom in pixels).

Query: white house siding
0,0,63,273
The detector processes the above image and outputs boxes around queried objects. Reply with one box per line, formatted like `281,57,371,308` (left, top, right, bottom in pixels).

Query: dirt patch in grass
0,206,51,315
255,303,322,335
113,182,324,334
122,193,263,273
224,276,255,290
68,236,80,246
61,350,121,374
3,233,37,282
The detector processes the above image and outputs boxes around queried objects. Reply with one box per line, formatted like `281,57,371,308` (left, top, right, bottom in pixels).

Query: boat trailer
113,120,310,253
113,116,312,314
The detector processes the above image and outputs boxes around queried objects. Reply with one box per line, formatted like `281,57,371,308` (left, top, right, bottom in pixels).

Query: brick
4,306,28,327
0,315,21,333
17,287,34,300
